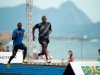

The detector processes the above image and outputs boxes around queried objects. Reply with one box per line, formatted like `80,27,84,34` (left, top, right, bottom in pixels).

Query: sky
0,0,100,23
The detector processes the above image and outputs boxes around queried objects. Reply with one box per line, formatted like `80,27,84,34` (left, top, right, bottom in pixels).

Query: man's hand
33,36,35,41
12,35,17,40
18,31,22,35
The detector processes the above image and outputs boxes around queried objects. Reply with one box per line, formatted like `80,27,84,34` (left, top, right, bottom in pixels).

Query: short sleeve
12,30,17,36
22,29,25,32
49,23,52,31
34,24,39,29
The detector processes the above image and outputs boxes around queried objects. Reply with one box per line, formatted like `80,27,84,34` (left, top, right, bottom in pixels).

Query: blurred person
7,22,27,68
0,42,5,52
32,16,52,63
68,50,74,62
97,49,100,61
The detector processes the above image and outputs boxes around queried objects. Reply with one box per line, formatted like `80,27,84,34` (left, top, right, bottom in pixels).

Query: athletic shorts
13,43,27,52
38,37,49,45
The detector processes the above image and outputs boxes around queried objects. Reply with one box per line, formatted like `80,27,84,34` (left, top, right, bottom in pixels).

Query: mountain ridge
0,1,100,38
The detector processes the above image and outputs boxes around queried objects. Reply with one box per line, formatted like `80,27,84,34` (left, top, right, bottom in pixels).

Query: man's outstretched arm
49,24,52,34
32,24,39,41
32,26,35,41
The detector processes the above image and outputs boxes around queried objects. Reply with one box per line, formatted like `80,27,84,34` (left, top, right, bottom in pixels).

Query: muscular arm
12,35,17,40
32,24,39,41
12,30,24,40
12,30,18,40
48,24,52,34
32,26,35,39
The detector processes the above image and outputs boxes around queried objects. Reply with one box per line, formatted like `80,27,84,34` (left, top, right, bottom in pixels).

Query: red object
68,57,74,62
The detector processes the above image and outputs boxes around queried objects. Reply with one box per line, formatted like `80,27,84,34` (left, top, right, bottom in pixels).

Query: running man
32,16,52,63
7,22,27,68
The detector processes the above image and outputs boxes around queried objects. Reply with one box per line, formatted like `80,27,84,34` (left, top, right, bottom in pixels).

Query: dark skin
32,16,47,41
32,16,51,61
12,23,22,40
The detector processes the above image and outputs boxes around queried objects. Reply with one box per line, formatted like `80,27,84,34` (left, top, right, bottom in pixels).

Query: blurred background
0,0,100,60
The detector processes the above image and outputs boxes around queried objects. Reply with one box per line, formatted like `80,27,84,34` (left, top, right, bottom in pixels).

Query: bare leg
8,46,18,64
42,41,48,60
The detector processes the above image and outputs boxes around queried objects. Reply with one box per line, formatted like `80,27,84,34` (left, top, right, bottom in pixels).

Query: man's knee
42,41,47,47
41,52,45,55
22,44,27,50
23,45,27,51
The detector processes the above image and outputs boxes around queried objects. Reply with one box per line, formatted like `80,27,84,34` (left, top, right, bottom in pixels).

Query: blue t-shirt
12,29,25,45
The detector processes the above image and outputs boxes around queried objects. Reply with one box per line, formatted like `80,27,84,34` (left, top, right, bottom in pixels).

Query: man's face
42,16,47,23
17,23,22,30
68,52,72,55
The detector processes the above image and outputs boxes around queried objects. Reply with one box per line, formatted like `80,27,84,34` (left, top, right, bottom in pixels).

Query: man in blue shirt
7,22,27,68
